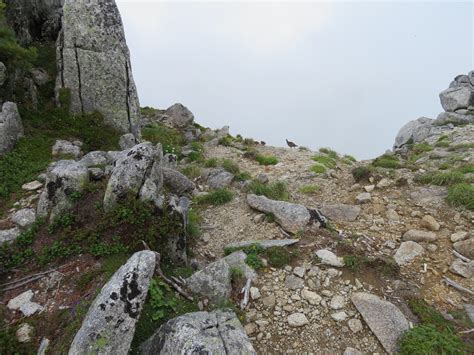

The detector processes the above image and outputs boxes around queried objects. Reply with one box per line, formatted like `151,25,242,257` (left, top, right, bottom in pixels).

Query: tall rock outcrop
5,0,64,45
56,0,141,136
0,102,24,155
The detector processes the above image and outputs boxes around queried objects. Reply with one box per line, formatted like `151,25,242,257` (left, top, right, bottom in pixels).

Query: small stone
364,185,375,192
21,181,43,191
7,290,43,317
348,318,363,333
386,209,400,222
403,229,437,242
453,239,474,259
344,347,363,355
426,244,438,252
293,266,306,278
356,192,371,204
394,241,424,265
331,311,348,321
0,227,21,245
10,208,36,229
244,323,257,335
449,259,474,278
377,178,391,188
420,215,440,231
253,214,265,223
16,323,33,343
315,249,344,267
250,287,261,300
301,290,322,305
330,295,345,310
287,313,309,327
451,231,468,243
262,295,276,309
285,275,304,290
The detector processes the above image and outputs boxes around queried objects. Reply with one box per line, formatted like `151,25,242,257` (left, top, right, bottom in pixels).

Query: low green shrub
142,123,185,155
298,184,320,194
447,183,474,210
265,246,294,268
248,180,289,201
235,171,252,181
255,155,278,166
312,155,337,169
204,158,218,168
222,159,240,174
372,154,401,169
310,164,326,174
399,325,466,354
412,142,433,154
196,188,233,205
319,147,338,159
351,165,374,182
181,165,202,179
415,171,465,186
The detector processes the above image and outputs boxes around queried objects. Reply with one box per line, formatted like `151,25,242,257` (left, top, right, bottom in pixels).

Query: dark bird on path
260,141,266,146
286,139,297,148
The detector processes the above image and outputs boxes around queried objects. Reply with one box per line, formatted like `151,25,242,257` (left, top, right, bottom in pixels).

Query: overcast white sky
117,0,473,159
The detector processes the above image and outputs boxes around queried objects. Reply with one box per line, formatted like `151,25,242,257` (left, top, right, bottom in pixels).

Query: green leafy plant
245,253,264,270
148,279,178,321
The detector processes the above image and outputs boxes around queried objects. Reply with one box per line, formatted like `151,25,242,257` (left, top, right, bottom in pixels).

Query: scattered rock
330,295,345,310
7,290,43,317
21,180,43,191
377,178,391,188
410,186,447,205
344,347,363,355
331,311,348,321
315,249,344,267
163,103,195,128
364,185,375,192
420,215,440,231
162,153,178,169
52,140,82,158
449,259,474,278
451,231,469,243
285,275,304,290
185,251,256,303
247,194,326,233
262,295,276,308
244,322,257,335
163,168,195,195
16,323,33,343
403,229,437,242
301,289,322,305
464,304,474,323
139,310,256,354
10,208,36,229
250,287,261,300
287,313,309,327
351,292,409,354
320,204,361,222
207,168,234,189
69,251,156,354
394,241,424,265
79,151,110,167
348,318,363,333
355,192,371,204
0,102,24,156
37,160,89,222
293,266,306,278
453,238,474,259
386,209,400,222
0,227,21,245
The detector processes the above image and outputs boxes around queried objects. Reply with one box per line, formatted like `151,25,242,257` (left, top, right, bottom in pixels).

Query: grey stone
207,168,234,189
451,231,469,243
464,304,474,323
321,204,361,222
163,103,194,128
440,86,473,112
225,239,299,250
162,153,178,169
331,311,348,321
394,241,424,265
0,61,6,86
37,160,89,222
185,251,256,304
393,117,434,148
410,186,448,205
56,0,141,135
103,143,163,211
7,290,43,317
348,318,363,333
21,180,43,191
119,133,137,150
435,111,474,125
449,259,474,278
344,348,363,355
69,251,156,355
287,313,309,327
420,215,440,231
30,68,50,86
301,290,322,305
10,208,36,229
163,168,195,195
79,151,110,167
330,295,345,310
351,292,409,354
454,238,474,259
247,194,326,234
0,227,21,245
88,167,105,180
0,102,24,155
355,192,371,204
403,229,437,242
285,275,304,290
16,323,34,343
52,140,81,158
293,266,306,278
315,249,344,267
139,310,256,354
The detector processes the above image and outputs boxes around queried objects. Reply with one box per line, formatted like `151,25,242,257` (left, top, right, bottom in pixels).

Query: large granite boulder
393,117,434,149
163,168,195,195
37,160,89,222
163,103,194,128
69,251,156,355
56,0,141,135
440,72,474,112
247,194,327,233
103,143,163,212
0,102,24,155
5,0,64,45
139,310,256,354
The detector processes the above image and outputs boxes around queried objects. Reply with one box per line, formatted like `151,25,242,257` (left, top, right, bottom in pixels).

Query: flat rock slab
394,241,424,265
69,251,156,355
10,208,36,229
0,227,21,245
225,239,299,250
410,186,447,205
185,251,257,304
351,292,409,353
7,290,43,317
139,310,255,354
453,238,474,259
403,229,437,242
247,194,326,233
21,181,43,191
321,204,361,222
315,249,345,267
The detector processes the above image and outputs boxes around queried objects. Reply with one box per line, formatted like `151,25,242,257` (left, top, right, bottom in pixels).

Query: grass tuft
447,183,474,210
196,188,233,205
312,155,337,169
248,180,289,201
415,171,465,186
310,164,327,174
351,166,374,182
298,184,320,195
255,155,278,166
222,159,240,174
372,154,401,169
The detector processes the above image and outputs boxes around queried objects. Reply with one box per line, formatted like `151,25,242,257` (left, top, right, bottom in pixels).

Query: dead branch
453,250,471,263
0,265,66,289
240,278,252,310
442,276,474,296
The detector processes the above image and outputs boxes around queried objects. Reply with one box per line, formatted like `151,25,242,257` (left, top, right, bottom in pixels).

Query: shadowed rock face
56,0,141,135
5,0,64,45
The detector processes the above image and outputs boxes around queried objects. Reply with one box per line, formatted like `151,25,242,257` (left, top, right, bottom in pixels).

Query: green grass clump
265,246,294,268
181,165,202,179
312,155,337,169
298,184,320,195
196,188,233,205
235,171,252,181
456,164,474,174
319,147,338,159
351,165,374,182
245,253,264,270
435,141,450,148
204,158,218,168
342,155,357,165
399,325,466,355
218,136,233,147
447,183,474,210
248,180,289,201
255,154,278,166
372,154,401,169
412,142,433,154
448,143,474,151
222,159,240,174
415,171,465,186
310,164,327,174
0,326,35,354
142,123,185,155
343,255,367,272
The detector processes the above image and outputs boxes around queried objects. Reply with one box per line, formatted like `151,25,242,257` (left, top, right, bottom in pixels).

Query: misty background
117,0,473,159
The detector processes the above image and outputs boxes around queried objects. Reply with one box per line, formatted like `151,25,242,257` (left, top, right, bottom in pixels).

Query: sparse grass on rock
222,159,240,174
447,183,474,210
196,188,234,205
142,123,185,155
255,154,278,166
372,154,401,169
415,171,465,186
248,180,289,201
310,164,327,174
351,165,374,182
298,184,320,195
312,155,337,169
